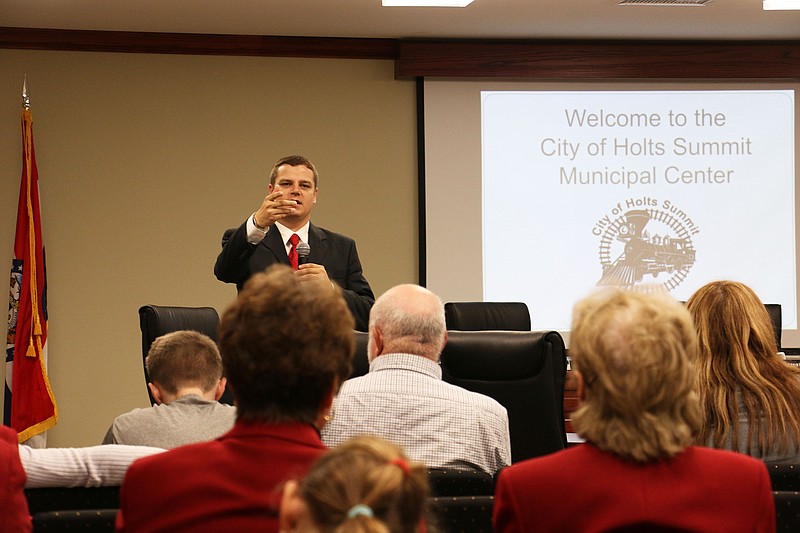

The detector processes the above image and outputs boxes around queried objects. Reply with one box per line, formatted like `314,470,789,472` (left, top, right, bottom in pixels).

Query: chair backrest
440,330,567,463
428,495,494,533
350,331,370,379
773,491,800,532
766,462,800,491
444,302,531,331
427,468,494,497
765,303,782,349
25,486,120,515
31,509,118,532
137,305,232,405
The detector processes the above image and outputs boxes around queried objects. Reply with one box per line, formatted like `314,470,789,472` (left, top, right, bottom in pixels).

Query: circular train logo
596,202,697,291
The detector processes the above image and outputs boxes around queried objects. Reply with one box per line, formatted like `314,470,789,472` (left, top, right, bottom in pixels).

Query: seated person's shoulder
682,445,770,479
127,439,220,476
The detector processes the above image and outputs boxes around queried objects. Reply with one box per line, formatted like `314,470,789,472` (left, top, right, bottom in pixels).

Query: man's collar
274,221,311,245
368,353,442,380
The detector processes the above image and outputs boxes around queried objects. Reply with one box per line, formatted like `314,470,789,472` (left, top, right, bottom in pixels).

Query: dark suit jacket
214,220,374,331
493,443,775,533
116,421,325,533
0,425,31,532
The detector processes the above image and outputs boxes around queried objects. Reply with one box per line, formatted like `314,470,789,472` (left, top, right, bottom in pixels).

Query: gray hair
369,284,446,361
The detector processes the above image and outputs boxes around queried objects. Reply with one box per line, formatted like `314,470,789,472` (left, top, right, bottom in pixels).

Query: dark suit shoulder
311,224,357,245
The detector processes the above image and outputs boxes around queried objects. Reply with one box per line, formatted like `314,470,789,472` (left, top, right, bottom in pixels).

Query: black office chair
31,509,118,532
428,495,494,533
427,468,495,497
25,486,120,515
773,491,800,532
440,330,568,463
137,304,233,405
26,486,121,533
765,303,782,349
766,462,800,492
444,302,531,331
350,331,370,379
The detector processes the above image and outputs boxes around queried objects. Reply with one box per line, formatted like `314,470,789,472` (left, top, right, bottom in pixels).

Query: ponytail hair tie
347,504,374,519
389,457,410,477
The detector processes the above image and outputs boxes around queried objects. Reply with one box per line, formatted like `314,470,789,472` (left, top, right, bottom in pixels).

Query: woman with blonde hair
686,280,800,462
493,288,775,532
279,436,429,533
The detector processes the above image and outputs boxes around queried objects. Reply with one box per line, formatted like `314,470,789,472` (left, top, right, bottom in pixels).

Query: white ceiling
1,0,800,41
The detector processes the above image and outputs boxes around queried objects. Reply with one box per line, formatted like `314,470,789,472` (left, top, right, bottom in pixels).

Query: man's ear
368,326,383,360
148,382,163,405
213,377,227,401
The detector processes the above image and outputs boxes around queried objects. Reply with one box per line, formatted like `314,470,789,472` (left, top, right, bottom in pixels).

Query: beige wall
0,50,418,447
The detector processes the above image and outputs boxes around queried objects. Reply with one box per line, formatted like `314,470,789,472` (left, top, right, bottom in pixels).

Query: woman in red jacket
493,289,775,533
1,425,31,532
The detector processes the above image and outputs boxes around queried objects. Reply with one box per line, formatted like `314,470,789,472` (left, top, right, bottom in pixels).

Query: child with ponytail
279,436,429,533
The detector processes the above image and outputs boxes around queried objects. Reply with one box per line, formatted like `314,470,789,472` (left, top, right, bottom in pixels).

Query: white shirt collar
274,221,310,254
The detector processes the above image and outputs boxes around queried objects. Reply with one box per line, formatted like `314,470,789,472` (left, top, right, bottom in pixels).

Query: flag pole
21,77,43,356
22,75,30,109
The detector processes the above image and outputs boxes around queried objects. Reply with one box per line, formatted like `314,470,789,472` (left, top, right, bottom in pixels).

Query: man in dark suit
214,154,374,331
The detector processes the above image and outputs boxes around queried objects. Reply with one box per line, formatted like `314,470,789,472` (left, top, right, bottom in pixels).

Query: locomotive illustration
597,209,696,287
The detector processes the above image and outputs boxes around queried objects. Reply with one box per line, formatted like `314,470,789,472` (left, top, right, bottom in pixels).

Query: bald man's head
367,284,447,361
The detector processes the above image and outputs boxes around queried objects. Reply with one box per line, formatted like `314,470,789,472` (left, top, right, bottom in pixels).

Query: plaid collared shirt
322,353,511,474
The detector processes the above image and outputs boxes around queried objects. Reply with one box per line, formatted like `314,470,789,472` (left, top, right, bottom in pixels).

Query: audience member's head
218,264,354,426
570,288,702,462
279,436,429,533
687,280,777,362
145,330,225,404
686,280,800,457
367,284,446,362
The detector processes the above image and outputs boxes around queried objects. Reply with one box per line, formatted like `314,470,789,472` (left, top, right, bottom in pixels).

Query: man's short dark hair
268,155,319,188
145,330,222,394
218,265,354,423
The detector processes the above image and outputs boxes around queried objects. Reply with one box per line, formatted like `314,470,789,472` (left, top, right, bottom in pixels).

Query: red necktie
288,233,300,271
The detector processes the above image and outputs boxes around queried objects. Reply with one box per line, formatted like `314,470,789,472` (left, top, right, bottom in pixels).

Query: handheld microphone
297,241,311,266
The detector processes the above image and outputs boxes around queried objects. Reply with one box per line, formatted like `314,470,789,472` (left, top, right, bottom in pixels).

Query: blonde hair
686,280,800,456
299,436,429,533
570,288,702,462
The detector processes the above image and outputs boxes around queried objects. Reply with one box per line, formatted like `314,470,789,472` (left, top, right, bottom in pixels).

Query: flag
4,93,58,442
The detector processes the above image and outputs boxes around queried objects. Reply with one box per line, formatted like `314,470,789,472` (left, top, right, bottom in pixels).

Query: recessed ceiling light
618,0,712,5
763,0,800,9
382,0,475,6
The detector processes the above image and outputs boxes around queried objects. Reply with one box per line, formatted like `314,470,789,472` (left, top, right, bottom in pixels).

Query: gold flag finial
22,75,30,110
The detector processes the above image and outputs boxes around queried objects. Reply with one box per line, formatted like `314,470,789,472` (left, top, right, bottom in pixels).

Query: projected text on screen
481,90,796,331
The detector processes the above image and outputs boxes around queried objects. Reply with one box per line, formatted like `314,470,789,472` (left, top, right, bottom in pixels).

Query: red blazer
494,443,775,533
116,421,325,533
0,425,31,532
